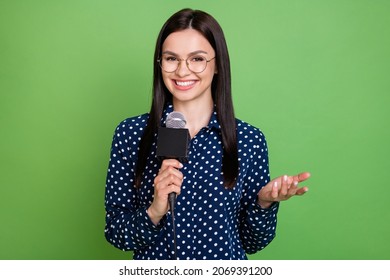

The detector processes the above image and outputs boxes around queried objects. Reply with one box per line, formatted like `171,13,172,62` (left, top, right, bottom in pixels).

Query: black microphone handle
168,191,177,259
168,192,176,209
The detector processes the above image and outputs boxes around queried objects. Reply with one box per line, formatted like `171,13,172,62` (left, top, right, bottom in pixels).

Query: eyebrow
162,50,209,56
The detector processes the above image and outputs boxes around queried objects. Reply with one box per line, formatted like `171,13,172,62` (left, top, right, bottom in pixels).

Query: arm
104,120,165,251
239,130,279,254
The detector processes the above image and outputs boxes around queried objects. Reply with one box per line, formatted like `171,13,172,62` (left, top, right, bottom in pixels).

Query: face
161,29,217,105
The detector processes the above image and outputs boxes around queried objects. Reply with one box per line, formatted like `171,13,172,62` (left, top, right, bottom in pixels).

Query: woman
104,8,310,260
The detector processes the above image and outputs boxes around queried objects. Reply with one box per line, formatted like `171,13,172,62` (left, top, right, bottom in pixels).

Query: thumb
271,181,279,199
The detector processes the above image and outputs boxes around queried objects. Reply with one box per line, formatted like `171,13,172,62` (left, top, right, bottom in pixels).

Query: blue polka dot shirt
104,104,279,260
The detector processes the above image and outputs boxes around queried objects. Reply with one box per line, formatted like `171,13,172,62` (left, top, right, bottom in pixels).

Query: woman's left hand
257,172,311,208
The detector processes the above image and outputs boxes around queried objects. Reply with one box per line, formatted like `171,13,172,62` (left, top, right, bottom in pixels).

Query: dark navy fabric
104,104,279,260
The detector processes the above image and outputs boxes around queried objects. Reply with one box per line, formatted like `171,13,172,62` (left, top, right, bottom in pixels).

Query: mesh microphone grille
166,111,186,128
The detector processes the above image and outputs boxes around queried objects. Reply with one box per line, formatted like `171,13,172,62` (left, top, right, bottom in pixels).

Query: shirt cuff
139,206,166,232
252,201,279,213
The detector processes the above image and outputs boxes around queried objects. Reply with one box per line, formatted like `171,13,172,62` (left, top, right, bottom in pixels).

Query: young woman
104,8,310,260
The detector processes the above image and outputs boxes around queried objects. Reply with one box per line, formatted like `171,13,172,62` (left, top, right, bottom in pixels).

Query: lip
172,79,198,91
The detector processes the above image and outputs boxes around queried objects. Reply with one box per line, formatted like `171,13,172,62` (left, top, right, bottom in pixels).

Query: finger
280,175,289,196
287,181,299,196
296,186,309,196
160,159,183,172
160,166,184,180
154,182,182,200
168,183,182,196
287,176,294,190
159,174,183,192
156,166,184,184
271,181,279,199
293,172,311,183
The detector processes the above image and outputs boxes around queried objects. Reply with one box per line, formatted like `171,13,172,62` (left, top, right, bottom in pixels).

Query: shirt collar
161,103,221,131
161,103,174,126
207,109,221,131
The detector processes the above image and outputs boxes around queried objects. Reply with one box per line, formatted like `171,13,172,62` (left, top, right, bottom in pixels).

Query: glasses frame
157,55,215,74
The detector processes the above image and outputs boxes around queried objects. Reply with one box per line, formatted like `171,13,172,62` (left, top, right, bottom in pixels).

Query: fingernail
179,163,183,168
283,175,287,181
274,181,278,187
294,181,298,186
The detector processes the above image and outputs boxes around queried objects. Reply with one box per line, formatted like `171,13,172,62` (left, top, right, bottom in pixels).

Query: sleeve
104,120,165,251
239,129,279,254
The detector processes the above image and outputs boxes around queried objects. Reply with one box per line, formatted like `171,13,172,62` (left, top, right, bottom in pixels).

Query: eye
164,56,178,62
190,56,206,62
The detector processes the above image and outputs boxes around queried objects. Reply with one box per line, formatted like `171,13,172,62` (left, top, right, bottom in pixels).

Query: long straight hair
135,8,238,188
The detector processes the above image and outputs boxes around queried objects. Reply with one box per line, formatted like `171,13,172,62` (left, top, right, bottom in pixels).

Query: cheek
161,73,171,87
202,70,216,84
205,63,217,79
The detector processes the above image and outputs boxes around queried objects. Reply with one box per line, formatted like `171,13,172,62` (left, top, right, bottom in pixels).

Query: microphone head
166,111,186,129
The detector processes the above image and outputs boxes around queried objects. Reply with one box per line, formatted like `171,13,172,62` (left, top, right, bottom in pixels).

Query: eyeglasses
158,54,215,73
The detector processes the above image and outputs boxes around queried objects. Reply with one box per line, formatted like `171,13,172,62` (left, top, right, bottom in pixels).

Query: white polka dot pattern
104,105,279,259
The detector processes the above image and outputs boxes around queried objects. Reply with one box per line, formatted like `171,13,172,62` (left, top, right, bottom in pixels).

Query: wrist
147,205,163,225
257,199,273,209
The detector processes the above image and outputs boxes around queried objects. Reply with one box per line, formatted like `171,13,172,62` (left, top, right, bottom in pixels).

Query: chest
138,129,245,209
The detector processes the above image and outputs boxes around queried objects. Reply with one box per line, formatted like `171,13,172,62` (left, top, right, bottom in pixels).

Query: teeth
176,80,195,87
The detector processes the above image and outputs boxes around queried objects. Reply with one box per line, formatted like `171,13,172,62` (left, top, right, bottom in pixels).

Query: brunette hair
135,8,238,188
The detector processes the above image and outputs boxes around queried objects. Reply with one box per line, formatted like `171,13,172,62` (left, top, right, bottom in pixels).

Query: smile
172,79,198,91
175,80,196,87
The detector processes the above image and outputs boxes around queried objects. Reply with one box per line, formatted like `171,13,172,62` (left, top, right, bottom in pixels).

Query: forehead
162,29,214,54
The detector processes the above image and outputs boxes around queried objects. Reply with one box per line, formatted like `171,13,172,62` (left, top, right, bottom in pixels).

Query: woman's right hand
147,159,184,225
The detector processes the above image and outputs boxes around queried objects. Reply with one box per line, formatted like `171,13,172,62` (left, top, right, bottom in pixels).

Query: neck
173,98,213,138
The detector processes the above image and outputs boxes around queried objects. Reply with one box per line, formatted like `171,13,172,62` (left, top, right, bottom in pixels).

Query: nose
176,59,191,77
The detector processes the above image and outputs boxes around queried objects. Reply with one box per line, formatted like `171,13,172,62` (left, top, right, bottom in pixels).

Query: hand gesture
257,172,311,208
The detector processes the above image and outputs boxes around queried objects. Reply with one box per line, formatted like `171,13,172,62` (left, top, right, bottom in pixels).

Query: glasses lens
160,55,178,72
187,55,207,73
159,55,209,73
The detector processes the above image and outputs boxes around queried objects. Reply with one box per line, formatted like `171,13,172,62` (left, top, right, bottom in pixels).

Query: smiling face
161,29,217,106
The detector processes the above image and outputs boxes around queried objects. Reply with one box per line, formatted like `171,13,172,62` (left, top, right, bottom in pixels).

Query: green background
1,0,389,260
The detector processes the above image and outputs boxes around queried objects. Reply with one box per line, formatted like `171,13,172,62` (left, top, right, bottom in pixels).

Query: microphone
166,111,187,129
156,111,190,163
156,111,189,260
156,111,190,204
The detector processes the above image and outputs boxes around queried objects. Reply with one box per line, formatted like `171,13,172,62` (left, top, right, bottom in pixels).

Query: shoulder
235,119,269,163
236,118,267,144
113,113,149,139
